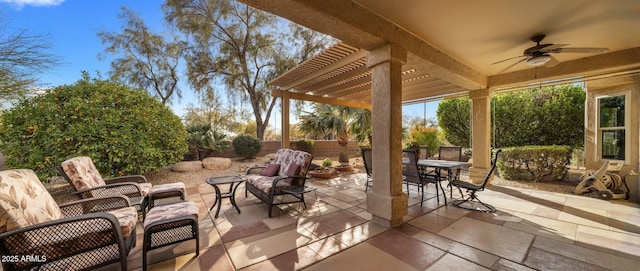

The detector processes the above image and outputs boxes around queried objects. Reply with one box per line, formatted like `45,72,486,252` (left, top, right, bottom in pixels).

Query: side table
206,175,244,218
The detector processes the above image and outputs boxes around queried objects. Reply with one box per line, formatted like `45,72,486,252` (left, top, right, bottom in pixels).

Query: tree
0,72,188,180
0,13,60,104
297,104,371,163
436,98,471,147
436,84,586,149
163,0,331,139
98,7,185,105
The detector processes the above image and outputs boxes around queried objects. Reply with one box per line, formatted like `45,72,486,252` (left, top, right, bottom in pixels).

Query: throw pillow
260,163,280,177
286,164,301,176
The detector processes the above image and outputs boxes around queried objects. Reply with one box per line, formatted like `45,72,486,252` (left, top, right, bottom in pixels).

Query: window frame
595,91,630,164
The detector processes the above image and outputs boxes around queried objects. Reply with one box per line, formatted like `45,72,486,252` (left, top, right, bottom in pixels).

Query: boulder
202,157,232,170
171,161,203,172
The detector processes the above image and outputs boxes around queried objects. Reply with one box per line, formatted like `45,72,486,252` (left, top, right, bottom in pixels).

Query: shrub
232,135,262,159
0,73,188,180
294,139,314,154
497,145,572,182
408,126,442,158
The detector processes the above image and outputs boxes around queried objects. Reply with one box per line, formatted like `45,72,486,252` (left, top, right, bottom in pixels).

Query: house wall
585,75,640,202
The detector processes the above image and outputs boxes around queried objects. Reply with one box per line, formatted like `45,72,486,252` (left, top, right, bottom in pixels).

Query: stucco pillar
281,90,290,149
365,44,408,227
469,89,493,183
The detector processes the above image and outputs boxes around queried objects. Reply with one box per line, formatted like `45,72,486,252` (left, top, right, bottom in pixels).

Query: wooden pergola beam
271,89,371,109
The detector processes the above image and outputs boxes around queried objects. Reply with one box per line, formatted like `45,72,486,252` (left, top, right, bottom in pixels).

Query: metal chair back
438,146,462,161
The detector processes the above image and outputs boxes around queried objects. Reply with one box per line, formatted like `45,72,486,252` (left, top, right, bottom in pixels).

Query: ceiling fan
492,34,609,74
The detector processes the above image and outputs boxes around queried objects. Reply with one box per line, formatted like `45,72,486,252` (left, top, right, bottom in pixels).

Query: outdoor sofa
245,148,313,217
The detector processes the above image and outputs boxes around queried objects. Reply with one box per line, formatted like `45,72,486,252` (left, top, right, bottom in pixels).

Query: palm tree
297,104,371,164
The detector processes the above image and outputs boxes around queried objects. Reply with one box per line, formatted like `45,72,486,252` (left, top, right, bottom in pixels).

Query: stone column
366,44,408,227
281,90,290,149
469,88,492,183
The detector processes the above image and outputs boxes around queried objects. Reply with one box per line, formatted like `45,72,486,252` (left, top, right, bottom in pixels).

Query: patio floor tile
438,217,535,262
114,172,640,270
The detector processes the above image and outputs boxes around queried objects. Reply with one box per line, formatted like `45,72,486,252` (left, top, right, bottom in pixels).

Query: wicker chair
245,149,313,217
57,156,185,218
0,169,137,271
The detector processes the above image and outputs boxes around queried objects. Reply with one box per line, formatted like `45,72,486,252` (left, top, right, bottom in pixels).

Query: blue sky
1,0,438,125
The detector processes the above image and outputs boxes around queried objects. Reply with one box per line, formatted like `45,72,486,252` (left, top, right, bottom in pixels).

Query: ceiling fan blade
544,55,560,67
551,47,609,54
539,44,569,53
491,55,526,65
496,57,528,74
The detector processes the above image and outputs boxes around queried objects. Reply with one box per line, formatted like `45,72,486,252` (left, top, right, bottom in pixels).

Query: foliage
436,84,586,148
322,158,333,167
407,126,442,158
186,124,230,160
0,13,61,105
98,7,185,105
436,98,470,147
163,0,332,139
494,85,585,147
297,104,370,162
294,139,314,154
232,135,262,159
496,145,572,182
0,73,188,180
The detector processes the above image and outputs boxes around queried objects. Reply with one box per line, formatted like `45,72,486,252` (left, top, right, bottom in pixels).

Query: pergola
241,0,640,227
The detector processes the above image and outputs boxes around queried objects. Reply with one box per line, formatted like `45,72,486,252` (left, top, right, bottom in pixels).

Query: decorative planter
310,170,333,179
335,165,353,171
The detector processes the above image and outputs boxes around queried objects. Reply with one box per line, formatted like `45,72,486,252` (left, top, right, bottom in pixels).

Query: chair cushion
144,201,199,228
246,175,296,194
61,156,106,192
106,206,138,238
0,169,63,233
260,163,280,177
139,183,153,197
148,182,185,195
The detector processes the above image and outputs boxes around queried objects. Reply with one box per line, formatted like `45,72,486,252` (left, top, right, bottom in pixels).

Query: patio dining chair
361,147,373,192
0,169,137,271
402,149,439,206
433,146,463,181
419,145,429,159
449,149,502,212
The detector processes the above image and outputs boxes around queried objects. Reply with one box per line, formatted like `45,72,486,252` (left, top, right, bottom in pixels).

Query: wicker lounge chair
0,169,137,271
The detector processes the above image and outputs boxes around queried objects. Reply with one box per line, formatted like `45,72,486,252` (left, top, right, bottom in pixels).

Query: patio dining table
417,159,472,204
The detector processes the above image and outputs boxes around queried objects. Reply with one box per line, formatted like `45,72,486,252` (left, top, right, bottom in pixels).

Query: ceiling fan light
526,55,551,66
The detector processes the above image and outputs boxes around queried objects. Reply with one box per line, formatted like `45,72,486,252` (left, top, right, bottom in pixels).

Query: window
597,93,628,162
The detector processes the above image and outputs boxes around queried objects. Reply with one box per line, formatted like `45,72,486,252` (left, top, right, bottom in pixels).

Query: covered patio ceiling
269,42,468,108
249,0,640,107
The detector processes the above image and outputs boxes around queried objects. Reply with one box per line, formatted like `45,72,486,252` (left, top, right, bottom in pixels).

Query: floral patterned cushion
148,182,185,195
246,175,298,194
61,156,106,193
139,183,153,197
106,206,137,238
0,169,63,233
144,201,199,229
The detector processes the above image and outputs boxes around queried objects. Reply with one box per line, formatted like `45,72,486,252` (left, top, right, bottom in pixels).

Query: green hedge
294,139,314,154
496,145,572,182
0,74,188,180
232,135,262,159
